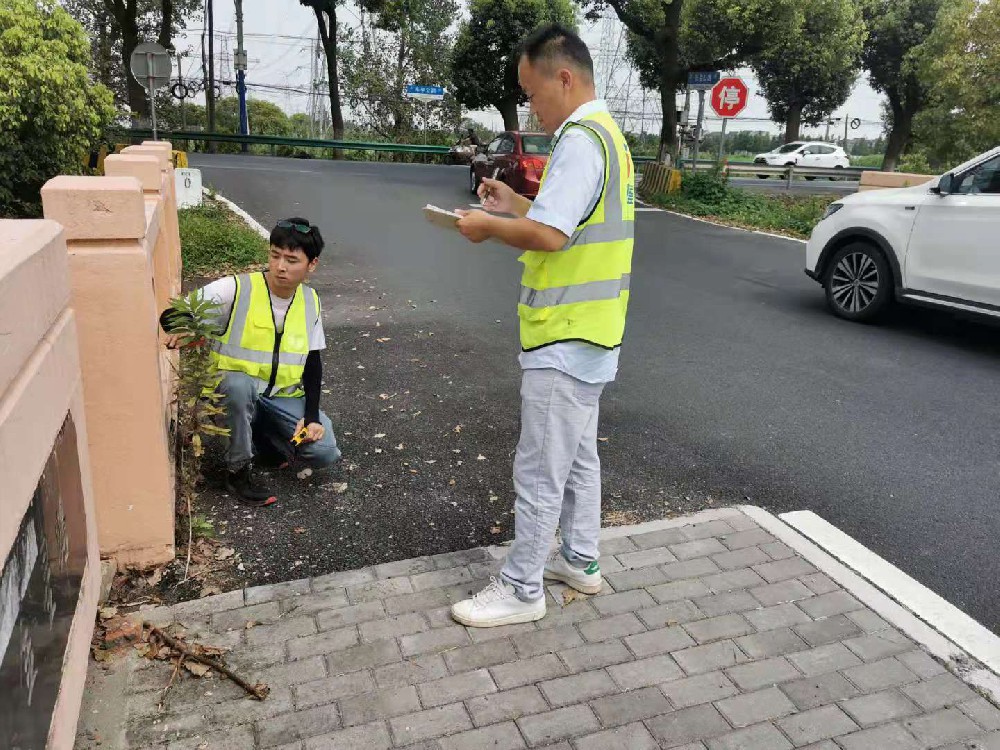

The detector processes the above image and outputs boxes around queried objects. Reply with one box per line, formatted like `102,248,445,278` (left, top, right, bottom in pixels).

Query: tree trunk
655,1,684,164
784,104,803,142
497,97,519,131
158,0,174,50
657,80,677,164
882,102,912,172
108,0,147,125
206,0,216,152
315,8,346,144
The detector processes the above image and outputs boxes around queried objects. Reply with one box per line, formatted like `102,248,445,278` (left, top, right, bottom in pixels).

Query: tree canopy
0,0,116,216
450,0,577,131
752,0,865,141
910,0,1000,169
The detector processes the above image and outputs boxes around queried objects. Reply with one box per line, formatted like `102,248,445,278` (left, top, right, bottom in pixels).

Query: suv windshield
522,135,552,155
777,143,803,154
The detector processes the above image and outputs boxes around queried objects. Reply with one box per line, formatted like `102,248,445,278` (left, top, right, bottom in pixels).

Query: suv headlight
821,203,844,221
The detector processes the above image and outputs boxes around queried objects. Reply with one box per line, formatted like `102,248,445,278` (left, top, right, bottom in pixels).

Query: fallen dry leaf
331,482,349,494
374,448,383,454
476,454,486,461
597,437,609,443
603,510,641,527
490,527,501,535
297,468,313,480
183,661,211,678
424,460,436,465
562,588,591,606
374,433,386,438
293,527,306,534
448,479,456,486
214,547,236,561
99,606,118,621
453,424,463,433
395,444,405,450
376,337,391,343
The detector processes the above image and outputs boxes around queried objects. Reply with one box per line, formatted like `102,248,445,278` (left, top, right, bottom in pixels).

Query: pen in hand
481,167,500,206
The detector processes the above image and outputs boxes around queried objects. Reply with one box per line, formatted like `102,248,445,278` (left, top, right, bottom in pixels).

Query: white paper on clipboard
423,204,463,232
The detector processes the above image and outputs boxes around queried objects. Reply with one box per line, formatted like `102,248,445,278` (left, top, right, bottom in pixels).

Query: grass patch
178,199,268,276
850,154,883,168
648,171,836,239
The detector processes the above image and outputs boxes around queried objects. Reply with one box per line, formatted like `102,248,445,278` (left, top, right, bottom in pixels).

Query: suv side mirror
934,173,954,195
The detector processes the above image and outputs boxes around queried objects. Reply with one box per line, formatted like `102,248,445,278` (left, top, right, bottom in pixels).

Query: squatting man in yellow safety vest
162,219,340,507
451,24,635,627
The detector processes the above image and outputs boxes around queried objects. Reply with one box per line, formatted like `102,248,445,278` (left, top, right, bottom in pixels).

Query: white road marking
741,505,1000,704
781,509,1000,676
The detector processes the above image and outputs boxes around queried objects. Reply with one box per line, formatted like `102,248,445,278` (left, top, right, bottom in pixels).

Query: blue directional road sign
405,84,445,102
687,71,721,90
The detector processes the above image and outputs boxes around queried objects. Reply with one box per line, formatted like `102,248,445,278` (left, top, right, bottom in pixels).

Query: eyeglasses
276,220,313,233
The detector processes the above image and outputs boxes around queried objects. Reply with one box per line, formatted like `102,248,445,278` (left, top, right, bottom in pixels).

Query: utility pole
235,0,249,153
206,0,216,152
692,89,706,169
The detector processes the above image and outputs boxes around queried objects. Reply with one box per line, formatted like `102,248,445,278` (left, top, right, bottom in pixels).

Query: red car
469,131,552,198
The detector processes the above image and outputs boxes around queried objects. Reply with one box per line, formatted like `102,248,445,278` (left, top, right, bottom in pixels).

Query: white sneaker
544,553,603,594
451,577,546,628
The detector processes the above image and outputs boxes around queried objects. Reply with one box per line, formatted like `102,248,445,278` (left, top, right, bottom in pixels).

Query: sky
172,0,888,141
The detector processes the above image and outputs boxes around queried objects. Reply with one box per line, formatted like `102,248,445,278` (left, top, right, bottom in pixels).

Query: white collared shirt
521,99,620,384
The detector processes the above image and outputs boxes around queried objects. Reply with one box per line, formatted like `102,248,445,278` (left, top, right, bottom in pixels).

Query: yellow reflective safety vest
209,272,320,398
518,110,635,351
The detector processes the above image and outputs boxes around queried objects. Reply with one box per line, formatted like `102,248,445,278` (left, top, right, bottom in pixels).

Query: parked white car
805,146,1000,321
754,141,851,177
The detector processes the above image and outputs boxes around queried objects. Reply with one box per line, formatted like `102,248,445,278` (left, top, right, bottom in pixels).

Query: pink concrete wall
42,173,177,569
0,220,100,749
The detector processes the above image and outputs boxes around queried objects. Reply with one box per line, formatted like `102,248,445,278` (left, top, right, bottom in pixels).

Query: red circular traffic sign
710,77,749,118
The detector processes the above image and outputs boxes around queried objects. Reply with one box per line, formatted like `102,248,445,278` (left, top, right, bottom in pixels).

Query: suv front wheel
824,242,892,322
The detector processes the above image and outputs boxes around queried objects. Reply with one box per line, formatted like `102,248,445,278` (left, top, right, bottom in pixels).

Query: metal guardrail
674,160,864,184
124,129,453,154
121,131,857,181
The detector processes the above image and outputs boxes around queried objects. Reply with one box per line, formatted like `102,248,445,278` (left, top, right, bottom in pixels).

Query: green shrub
0,0,115,217
178,200,268,276
682,169,731,203
651,177,836,239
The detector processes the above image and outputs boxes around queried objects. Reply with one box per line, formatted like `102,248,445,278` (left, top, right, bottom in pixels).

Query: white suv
805,146,1000,322
754,141,851,175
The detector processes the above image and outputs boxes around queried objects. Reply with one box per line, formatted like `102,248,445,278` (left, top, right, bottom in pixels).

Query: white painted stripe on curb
740,505,1000,704
202,187,269,240
782,509,1000,675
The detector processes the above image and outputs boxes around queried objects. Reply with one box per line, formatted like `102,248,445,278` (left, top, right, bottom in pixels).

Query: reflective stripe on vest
517,112,634,351
209,273,318,398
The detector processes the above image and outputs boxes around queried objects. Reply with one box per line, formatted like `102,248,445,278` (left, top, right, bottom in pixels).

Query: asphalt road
190,153,1000,632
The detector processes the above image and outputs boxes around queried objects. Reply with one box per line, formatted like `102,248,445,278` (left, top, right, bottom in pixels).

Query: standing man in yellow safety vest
162,218,340,507
450,24,635,627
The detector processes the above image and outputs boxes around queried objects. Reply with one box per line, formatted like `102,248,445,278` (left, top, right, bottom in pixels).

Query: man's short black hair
270,217,324,261
519,23,594,80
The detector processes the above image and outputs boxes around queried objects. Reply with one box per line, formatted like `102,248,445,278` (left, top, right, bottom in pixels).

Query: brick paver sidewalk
77,508,1000,750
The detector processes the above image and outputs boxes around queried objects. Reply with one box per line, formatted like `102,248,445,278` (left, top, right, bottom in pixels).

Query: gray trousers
501,368,605,602
217,372,340,471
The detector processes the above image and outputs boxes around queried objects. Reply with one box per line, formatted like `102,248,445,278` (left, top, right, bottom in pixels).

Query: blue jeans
217,372,341,471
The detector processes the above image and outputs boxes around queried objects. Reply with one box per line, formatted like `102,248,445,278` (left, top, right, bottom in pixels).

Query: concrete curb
201,186,269,240
741,505,1000,704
